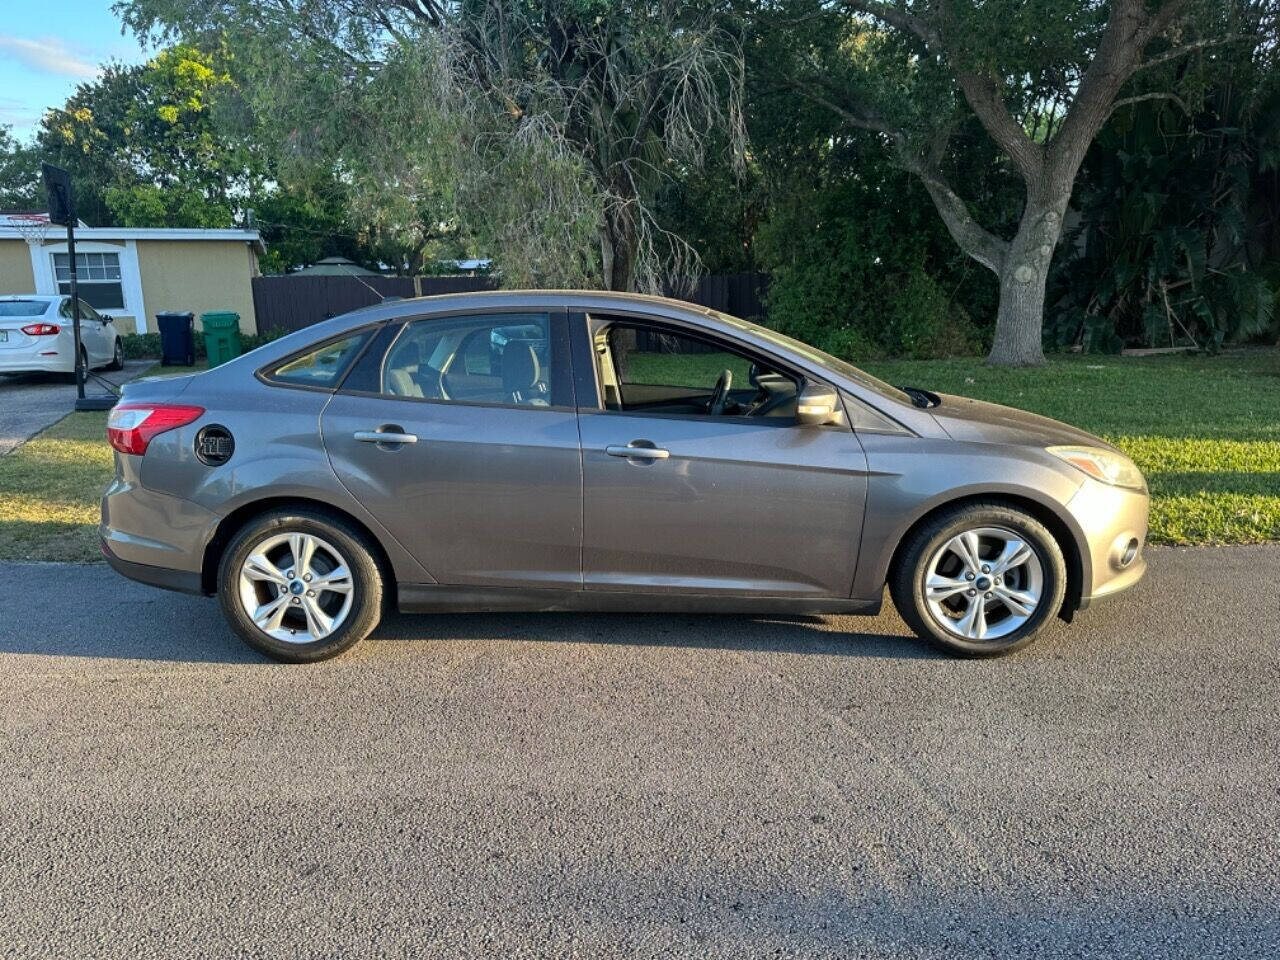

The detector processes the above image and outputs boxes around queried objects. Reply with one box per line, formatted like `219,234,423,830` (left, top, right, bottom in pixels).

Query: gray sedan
100,292,1148,661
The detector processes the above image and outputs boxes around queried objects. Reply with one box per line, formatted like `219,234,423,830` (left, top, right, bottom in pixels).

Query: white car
0,295,124,377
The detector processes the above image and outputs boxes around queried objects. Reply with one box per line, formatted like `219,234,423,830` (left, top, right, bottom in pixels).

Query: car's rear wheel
217,509,383,662
890,502,1066,657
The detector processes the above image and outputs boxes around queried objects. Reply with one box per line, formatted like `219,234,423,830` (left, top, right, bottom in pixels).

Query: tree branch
784,74,1008,274
837,0,939,46
1107,91,1190,119
841,0,1041,180
1135,37,1242,72
1140,0,1194,45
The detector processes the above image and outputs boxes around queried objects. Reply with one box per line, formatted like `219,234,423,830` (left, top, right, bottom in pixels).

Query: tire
217,508,384,662
107,337,124,371
63,346,88,384
889,502,1067,658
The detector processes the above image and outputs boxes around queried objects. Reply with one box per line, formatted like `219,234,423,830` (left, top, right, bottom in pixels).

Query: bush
755,161,993,362
120,327,287,361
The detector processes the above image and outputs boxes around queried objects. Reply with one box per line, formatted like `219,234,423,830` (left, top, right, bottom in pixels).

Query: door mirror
795,382,843,426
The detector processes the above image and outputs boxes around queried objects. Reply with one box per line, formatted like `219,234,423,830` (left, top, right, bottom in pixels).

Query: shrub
756,163,993,362
120,327,287,361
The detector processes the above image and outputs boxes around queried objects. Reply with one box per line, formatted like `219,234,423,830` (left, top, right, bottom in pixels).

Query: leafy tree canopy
37,44,265,226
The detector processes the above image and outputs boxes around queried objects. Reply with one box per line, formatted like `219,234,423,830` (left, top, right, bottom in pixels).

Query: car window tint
378,313,553,407
610,326,754,391
601,323,797,419
268,332,370,388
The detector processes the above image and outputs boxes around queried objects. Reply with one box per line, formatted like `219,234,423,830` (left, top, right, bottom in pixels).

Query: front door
321,310,583,589
62,298,107,364
575,317,868,598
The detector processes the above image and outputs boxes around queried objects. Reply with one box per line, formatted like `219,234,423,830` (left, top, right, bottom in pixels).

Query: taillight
107,403,205,456
21,322,61,336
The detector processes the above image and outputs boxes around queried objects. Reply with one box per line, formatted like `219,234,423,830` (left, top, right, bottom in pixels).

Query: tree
117,0,746,291
0,126,42,211
758,0,1241,365
1051,1,1280,351
37,45,266,227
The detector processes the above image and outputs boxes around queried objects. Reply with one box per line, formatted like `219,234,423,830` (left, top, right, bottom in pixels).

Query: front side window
357,313,557,408
267,331,371,388
599,321,798,420
52,252,124,310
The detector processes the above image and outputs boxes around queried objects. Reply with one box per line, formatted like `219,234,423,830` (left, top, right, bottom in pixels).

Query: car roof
0,295,62,302
340,289,719,323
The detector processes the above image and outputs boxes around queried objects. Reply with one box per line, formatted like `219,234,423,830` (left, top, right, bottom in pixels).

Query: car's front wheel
106,337,124,371
218,509,384,662
890,502,1067,657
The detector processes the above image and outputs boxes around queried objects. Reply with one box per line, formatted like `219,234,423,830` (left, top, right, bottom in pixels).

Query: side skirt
397,583,883,616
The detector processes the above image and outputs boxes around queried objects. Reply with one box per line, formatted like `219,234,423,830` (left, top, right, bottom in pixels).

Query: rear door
573,314,869,598
320,309,583,589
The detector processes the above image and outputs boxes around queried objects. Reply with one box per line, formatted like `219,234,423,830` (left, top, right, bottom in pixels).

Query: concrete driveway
1,545,1276,959
0,360,152,455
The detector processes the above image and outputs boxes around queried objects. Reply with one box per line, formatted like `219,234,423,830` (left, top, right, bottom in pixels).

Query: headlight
1047,445,1146,491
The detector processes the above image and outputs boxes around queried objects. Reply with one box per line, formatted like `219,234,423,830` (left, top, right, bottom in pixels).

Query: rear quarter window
264,331,372,389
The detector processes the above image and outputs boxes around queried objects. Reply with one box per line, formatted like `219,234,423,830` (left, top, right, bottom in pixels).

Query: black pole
66,222,86,401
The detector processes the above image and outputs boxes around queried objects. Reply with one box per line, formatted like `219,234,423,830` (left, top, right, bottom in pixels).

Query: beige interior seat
387,366,423,397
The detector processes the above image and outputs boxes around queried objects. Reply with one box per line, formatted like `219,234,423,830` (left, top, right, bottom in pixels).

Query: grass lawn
0,409,113,562
0,363,196,563
0,353,1275,563
862,350,1280,546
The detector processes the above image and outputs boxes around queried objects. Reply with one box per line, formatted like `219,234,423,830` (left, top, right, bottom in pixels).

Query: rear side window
344,312,570,408
265,331,371,388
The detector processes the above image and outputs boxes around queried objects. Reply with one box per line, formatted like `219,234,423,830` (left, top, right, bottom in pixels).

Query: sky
0,1,150,140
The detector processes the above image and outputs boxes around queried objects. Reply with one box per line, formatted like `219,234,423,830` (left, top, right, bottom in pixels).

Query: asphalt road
0,361,150,455
1,546,1276,959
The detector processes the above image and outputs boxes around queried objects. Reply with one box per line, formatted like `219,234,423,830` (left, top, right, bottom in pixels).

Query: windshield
712,310,912,405
0,300,52,318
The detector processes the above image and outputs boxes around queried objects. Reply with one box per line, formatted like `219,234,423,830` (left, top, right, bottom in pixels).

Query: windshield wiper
899,385,941,409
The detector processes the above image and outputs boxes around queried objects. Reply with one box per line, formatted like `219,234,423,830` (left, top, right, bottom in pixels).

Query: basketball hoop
9,214,52,247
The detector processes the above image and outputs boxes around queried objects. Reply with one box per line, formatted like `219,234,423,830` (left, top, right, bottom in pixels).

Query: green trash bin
201,312,242,368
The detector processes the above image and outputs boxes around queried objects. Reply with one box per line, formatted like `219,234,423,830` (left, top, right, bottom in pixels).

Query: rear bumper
100,464,218,592
0,354,72,374
101,539,204,595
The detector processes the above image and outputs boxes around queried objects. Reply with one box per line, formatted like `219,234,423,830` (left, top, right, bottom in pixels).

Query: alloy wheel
923,526,1044,641
236,532,354,644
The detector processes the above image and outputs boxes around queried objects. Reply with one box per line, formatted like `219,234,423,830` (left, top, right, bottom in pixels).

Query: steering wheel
707,368,733,416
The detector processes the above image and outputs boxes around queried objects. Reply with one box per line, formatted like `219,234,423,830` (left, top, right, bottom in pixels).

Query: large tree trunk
987,189,1068,366
599,208,637,291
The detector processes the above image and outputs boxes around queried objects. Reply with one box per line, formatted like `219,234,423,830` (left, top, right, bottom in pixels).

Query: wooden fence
249,272,768,334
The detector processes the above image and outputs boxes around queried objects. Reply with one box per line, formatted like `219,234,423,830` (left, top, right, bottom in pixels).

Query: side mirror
795,382,844,426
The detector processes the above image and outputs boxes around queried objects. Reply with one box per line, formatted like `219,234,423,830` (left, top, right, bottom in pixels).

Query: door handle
606,443,669,460
354,428,418,445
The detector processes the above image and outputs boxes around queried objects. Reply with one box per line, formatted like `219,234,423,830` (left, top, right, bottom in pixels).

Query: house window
52,252,125,310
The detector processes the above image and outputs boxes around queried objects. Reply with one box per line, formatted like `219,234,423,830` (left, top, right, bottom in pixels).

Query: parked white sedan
0,295,123,377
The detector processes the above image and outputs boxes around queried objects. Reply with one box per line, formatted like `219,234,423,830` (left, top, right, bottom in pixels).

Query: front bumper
1067,478,1150,609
